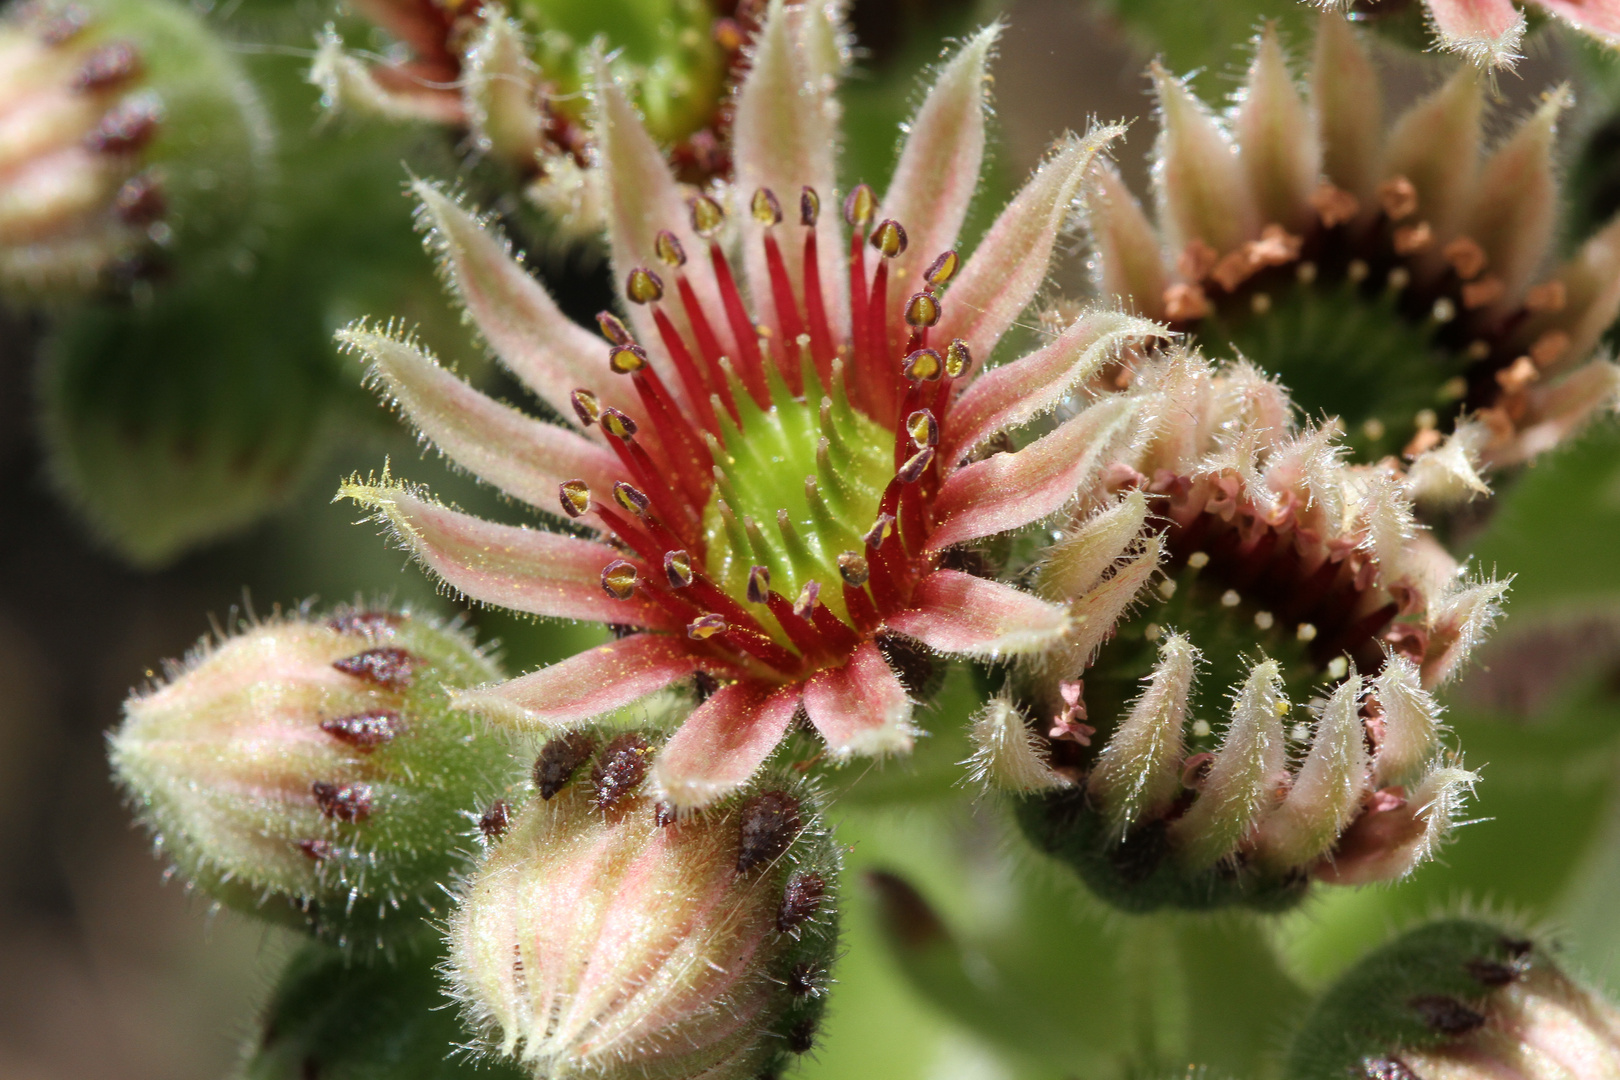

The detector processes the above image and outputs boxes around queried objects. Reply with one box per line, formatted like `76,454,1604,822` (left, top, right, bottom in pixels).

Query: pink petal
875,24,998,291
338,482,677,628
936,126,1122,368
1383,68,1483,242
1533,0,1620,44
650,681,802,809
929,395,1139,550
1151,62,1257,256
1088,165,1168,320
731,0,848,339
884,570,1070,657
457,634,734,727
1313,15,1384,200
590,54,738,371
413,183,633,421
339,326,620,509
1235,25,1319,233
1424,0,1526,66
943,310,1163,465
1465,87,1568,307
803,641,914,759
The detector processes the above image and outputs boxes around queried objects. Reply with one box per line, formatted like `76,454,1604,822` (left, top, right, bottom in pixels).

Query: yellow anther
609,345,649,374
626,267,664,305
799,186,820,227
843,184,875,230
596,311,633,344
664,549,693,589
751,187,782,225
570,389,601,427
612,481,650,515
654,229,687,268
906,409,938,448
690,193,725,237
601,560,638,600
870,219,907,259
863,514,895,548
687,614,727,639
902,348,943,383
924,250,959,287
944,339,971,378
904,292,941,328
601,408,638,440
746,565,771,604
559,479,591,518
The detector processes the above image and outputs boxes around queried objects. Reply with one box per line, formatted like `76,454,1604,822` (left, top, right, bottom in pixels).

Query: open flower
1088,19,1620,501
1314,0,1620,69
311,0,747,236
976,345,1500,910
340,1,1150,810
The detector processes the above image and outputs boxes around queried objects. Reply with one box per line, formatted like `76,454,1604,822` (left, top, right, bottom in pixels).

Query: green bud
1288,918,1620,1080
447,726,839,1080
243,941,528,1080
109,605,518,952
0,0,271,299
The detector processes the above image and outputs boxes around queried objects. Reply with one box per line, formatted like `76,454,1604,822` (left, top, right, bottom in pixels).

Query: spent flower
447,725,839,1080
311,0,747,237
109,604,516,951
1087,19,1620,501
975,345,1500,911
1314,0,1620,69
340,1,1154,810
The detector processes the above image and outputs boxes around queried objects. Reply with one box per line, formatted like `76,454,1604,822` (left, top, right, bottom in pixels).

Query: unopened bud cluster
109,605,516,950
1287,918,1620,1080
0,0,269,297
448,726,839,1080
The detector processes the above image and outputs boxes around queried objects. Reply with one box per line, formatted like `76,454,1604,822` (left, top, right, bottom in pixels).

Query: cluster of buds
312,0,771,236
0,0,269,297
1087,19,1620,498
448,726,839,1080
109,605,517,951
1287,917,1620,1080
971,346,1501,911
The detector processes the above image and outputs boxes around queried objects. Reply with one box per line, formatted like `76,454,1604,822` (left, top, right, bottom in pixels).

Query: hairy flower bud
0,0,270,298
109,605,517,951
447,729,840,1080
1287,918,1620,1080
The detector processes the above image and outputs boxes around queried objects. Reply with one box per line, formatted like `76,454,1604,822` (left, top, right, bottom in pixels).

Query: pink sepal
884,570,1069,657
650,680,802,809
803,641,914,759
460,634,739,727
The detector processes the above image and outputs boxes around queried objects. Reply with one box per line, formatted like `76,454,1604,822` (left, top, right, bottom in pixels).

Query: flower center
701,366,893,627
1163,180,1573,460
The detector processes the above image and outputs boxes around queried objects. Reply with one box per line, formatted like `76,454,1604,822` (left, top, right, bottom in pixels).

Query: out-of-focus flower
311,0,748,237
109,605,517,952
1087,19,1620,499
973,346,1499,911
1287,917,1620,1080
1314,0,1620,69
0,0,271,297
448,727,839,1080
339,2,1154,809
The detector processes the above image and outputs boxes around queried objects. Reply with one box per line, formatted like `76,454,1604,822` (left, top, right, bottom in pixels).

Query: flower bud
1287,918,1620,1080
0,0,270,298
447,728,840,1080
109,605,518,951
242,941,528,1080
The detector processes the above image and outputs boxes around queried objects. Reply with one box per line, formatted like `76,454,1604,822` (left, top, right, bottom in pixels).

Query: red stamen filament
708,242,771,408
801,228,835,386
